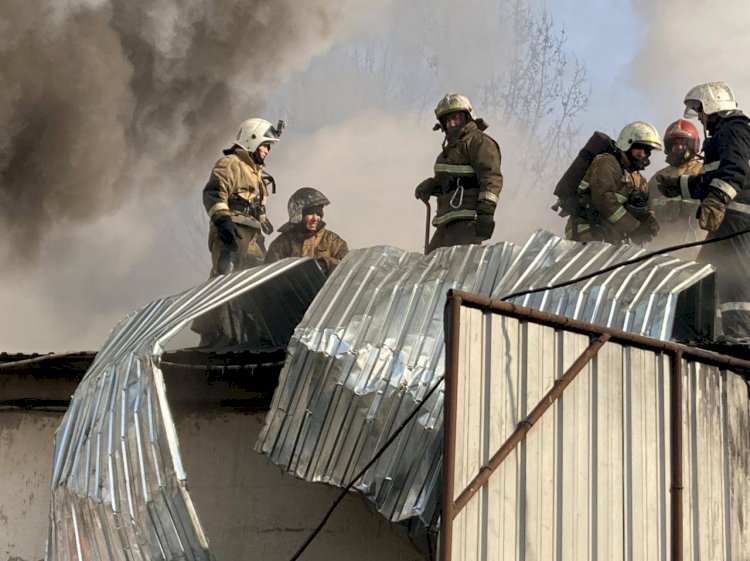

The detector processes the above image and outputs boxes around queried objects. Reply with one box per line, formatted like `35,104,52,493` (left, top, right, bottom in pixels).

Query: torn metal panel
494,230,716,339
257,243,517,526
257,231,717,531
47,258,325,561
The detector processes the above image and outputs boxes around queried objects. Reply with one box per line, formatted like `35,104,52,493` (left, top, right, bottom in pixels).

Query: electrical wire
288,374,445,561
500,225,750,302
288,224,750,559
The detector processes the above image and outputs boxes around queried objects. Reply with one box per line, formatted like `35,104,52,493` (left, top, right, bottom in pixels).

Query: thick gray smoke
0,0,385,350
0,0,375,264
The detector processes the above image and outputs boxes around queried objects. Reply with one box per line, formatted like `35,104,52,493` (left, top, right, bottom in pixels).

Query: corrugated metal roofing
494,230,715,339
257,231,717,529
46,258,325,561
446,304,750,561
47,230,721,558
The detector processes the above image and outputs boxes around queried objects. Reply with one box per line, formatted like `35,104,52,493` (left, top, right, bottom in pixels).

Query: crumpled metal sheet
46,258,325,561
256,231,716,528
494,230,716,339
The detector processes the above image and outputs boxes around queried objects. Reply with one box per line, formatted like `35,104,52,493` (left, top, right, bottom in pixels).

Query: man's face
670,139,688,154
256,143,271,162
630,145,652,162
443,112,466,132
301,209,322,232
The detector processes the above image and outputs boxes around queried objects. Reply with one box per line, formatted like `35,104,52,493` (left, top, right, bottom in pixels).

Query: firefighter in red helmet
648,119,705,250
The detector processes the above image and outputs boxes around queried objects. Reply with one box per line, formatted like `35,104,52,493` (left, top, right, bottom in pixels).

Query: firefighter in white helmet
566,121,662,244
656,82,750,342
414,93,503,253
203,117,283,275
265,187,349,275
193,118,283,347
647,119,705,253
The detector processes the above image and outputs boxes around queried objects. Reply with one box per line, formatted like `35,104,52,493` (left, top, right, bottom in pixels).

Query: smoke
0,0,390,350
0,0,380,265
626,0,750,128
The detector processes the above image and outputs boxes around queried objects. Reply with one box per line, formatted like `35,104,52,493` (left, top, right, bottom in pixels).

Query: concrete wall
0,412,59,561
1,408,424,561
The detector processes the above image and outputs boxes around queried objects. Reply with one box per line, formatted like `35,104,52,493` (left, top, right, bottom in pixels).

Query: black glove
415,178,435,202
629,215,659,244
475,214,495,239
213,214,242,251
655,174,682,198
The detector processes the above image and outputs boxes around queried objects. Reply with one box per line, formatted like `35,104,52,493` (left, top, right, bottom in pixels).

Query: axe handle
424,200,431,254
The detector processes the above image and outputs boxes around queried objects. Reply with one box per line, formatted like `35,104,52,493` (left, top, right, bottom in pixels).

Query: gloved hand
698,192,726,232
315,248,338,272
629,215,659,244
213,214,242,251
415,178,435,202
261,218,274,235
655,174,682,198
475,214,495,239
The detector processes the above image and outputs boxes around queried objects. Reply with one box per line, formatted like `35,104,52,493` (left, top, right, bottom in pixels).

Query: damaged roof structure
47,230,719,559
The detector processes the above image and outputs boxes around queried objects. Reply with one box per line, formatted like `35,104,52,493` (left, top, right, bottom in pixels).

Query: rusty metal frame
441,289,750,561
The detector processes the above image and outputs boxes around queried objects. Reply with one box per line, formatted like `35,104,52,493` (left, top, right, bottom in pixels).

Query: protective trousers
192,225,266,347
209,224,266,275
426,220,482,254
697,206,750,342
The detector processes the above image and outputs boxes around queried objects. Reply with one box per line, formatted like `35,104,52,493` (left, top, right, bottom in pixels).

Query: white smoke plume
627,0,750,123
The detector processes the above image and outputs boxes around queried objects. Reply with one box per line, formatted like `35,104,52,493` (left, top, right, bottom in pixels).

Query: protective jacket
686,114,750,203
203,147,272,227
203,148,273,274
689,113,750,341
419,120,503,227
648,157,704,225
566,151,649,243
265,225,349,274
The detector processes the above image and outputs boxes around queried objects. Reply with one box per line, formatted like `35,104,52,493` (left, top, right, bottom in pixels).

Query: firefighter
265,188,349,275
203,118,283,275
656,82,750,342
566,121,662,245
647,119,705,249
414,94,503,253
192,118,282,347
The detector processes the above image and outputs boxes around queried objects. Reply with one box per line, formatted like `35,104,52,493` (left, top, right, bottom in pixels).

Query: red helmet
663,119,700,165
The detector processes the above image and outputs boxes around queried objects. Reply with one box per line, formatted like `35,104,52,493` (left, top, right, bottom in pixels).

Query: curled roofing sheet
494,230,716,339
46,258,325,561
257,231,716,529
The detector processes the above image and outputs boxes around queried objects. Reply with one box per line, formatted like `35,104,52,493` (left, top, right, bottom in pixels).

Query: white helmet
234,118,282,153
683,82,738,118
615,121,663,152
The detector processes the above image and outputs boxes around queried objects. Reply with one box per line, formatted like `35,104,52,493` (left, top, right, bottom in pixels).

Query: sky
1,0,748,351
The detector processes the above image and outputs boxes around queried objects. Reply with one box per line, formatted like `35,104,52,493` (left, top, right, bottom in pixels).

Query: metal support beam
451,333,610,514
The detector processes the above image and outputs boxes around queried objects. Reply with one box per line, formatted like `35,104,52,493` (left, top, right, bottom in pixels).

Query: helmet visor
684,99,702,119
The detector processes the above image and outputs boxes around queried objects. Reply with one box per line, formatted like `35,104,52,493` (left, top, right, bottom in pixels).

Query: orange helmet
663,119,700,165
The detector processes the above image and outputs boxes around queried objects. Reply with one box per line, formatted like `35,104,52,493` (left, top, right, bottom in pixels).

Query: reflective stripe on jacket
566,152,647,244
428,120,503,226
